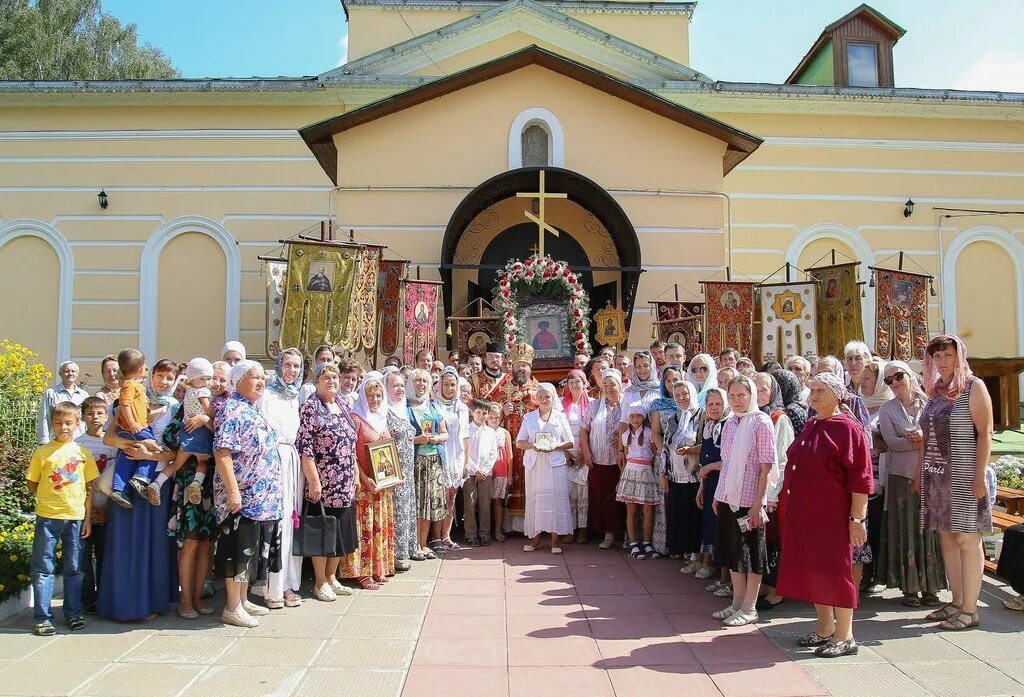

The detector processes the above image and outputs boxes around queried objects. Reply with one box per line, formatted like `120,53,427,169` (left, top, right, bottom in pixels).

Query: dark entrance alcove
477,223,593,292
441,167,643,339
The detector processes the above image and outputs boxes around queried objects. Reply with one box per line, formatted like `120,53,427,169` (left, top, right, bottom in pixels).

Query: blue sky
104,0,1024,91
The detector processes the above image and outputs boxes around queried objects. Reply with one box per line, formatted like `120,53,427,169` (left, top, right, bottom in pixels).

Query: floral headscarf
648,365,683,418
773,369,807,434
923,333,973,399
267,348,303,399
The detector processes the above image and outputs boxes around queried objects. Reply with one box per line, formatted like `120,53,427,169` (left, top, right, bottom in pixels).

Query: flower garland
494,254,591,354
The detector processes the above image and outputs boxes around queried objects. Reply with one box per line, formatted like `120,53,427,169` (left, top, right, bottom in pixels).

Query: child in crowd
26,402,99,635
463,400,498,547
108,349,161,508
211,360,231,412
487,403,512,542
696,388,729,592
75,397,117,615
154,357,216,505
617,402,661,559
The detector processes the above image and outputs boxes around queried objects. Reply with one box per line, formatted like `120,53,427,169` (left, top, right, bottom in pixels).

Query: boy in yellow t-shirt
26,402,98,636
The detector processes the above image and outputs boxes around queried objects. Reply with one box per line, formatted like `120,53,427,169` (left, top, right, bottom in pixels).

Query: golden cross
517,170,566,257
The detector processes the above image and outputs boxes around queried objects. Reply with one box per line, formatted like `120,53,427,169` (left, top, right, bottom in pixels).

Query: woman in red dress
777,372,873,658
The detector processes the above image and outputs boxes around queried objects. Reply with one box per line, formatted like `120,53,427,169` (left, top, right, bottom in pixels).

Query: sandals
429,540,446,556
409,552,427,562
481,535,492,547
394,561,411,572
284,593,302,608
642,543,661,559
939,610,979,631
711,605,737,620
523,544,537,552
1004,594,1024,611
921,593,941,607
797,631,834,648
359,577,380,591
628,542,645,560
264,598,285,610
466,537,480,548
177,607,200,619
902,593,922,607
925,603,960,622
442,537,461,551
494,532,506,543
815,639,859,658
713,584,734,598
420,547,437,560
599,534,615,550
551,547,563,555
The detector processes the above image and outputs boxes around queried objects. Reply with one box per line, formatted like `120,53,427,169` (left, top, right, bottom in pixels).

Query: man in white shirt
38,361,89,443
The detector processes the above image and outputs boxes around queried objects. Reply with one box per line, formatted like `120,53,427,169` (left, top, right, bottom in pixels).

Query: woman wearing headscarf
383,366,418,566
657,378,702,565
687,353,719,409
257,348,304,608
695,387,729,583
580,368,626,548
877,360,945,607
211,361,283,627
295,362,359,602
859,357,895,590
561,369,591,544
407,368,449,559
517,382,575,554
777,372,873,657
756,370,803,611
340,372,397,590
220,341,246,366
621,350,661,421
712,374,779,627
437,366,469,550
918,334,993,631
814,356,869,427
648,365,683,557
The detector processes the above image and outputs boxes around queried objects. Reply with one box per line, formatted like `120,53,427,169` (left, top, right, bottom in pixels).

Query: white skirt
524,458,574,538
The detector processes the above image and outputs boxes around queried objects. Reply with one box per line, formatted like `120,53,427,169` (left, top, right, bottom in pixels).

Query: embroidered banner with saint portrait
874,268,929,361
759,282,818,363
656,315,703,357
806,262,863,358
263,258,287,358
701,281,755,356
280,241,360,358
402,279,441,365
376,260,406,358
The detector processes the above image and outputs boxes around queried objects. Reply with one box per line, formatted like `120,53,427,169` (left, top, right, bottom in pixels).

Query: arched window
508,108,565,169
521,123,550,168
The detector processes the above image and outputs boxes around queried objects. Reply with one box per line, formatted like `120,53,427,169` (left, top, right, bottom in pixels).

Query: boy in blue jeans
27,401,98,635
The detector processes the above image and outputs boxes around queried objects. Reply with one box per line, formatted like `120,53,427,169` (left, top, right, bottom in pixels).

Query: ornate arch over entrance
441,167,642,335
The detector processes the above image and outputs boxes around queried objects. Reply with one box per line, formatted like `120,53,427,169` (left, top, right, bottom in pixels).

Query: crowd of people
25,333,1022,658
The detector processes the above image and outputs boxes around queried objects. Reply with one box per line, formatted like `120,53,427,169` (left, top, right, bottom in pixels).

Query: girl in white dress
437,367,469,550
516,383,575,554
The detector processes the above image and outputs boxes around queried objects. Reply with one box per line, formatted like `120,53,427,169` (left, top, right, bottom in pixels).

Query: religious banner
280,241,360,358
759,282,818,363
263,258,287,358
656,315,702,357
806,262,863,358
402,279,441,365
652,300,704,323
874,268,929,361
453,316,501,358
701,281,755,357
376,259,406,357
337,245,382,353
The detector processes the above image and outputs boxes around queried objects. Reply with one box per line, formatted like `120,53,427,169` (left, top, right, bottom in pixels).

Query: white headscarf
719,374,778,511
595,368,622,422
536,382,563,412
229,359,261,390
687,353,718,408
222,340,247,360
861,358,895,411
353,371,389,432
382,366,409,421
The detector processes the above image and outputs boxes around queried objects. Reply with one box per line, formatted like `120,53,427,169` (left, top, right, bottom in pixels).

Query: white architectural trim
508,108,565,169
0,129,301,141
0,155,314,163
762,137,1024,153
736,164,1024,178
785,222,876,347
941,225,1024,356
139,216,241,359
0,219,74,364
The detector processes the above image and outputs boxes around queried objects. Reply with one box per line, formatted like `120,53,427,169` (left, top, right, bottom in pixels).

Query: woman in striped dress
919,334,993,631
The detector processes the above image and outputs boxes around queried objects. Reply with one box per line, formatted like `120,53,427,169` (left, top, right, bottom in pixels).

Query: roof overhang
300,46,762,184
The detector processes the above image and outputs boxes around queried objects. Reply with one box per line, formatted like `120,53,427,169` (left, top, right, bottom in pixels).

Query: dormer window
846,42,879,87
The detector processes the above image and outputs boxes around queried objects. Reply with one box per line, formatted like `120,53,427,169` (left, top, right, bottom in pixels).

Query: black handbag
293,502,338,558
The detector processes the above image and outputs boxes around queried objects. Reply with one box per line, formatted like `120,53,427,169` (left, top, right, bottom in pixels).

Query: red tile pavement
406,541,829,697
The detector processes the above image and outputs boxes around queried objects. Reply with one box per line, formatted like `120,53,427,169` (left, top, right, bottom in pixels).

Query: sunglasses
692,366,709,373
883,372,907,386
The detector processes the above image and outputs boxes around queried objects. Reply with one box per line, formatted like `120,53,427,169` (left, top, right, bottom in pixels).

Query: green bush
0,517,33,604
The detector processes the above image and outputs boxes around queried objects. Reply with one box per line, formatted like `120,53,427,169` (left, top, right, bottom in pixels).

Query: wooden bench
993,510,1024,531
997,486,1024,516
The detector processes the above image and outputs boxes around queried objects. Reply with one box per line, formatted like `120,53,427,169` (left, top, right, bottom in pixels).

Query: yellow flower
9,555,16,562
0,584,5,592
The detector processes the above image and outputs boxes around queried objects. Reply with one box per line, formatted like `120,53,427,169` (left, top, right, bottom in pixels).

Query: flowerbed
994,454,1024,491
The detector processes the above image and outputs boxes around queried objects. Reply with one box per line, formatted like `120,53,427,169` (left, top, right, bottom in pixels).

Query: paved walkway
1,541,1023,696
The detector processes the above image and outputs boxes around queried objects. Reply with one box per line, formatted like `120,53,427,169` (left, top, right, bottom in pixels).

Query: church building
1,1,1022,406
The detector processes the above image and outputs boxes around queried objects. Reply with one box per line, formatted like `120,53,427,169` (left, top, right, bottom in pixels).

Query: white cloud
337,33,349,67
953,51,1024,92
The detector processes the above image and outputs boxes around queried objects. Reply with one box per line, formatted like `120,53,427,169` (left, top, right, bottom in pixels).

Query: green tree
0,0,179,80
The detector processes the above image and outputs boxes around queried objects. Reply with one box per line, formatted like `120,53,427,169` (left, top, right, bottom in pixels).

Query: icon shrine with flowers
494,254,591,364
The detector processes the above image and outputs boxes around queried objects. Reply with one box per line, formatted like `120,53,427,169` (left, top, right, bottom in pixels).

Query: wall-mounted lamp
98,189,109,210
903,198,914,218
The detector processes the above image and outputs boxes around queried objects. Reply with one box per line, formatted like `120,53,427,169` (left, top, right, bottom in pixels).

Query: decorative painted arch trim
0,219,74,365
941,225,1024,356
508,108,565,169
139,216,241,359
785,222,876,347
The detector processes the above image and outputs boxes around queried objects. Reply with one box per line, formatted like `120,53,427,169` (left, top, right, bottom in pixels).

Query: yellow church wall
157,232,227,361
0,236,60,370
955,241,1019,356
